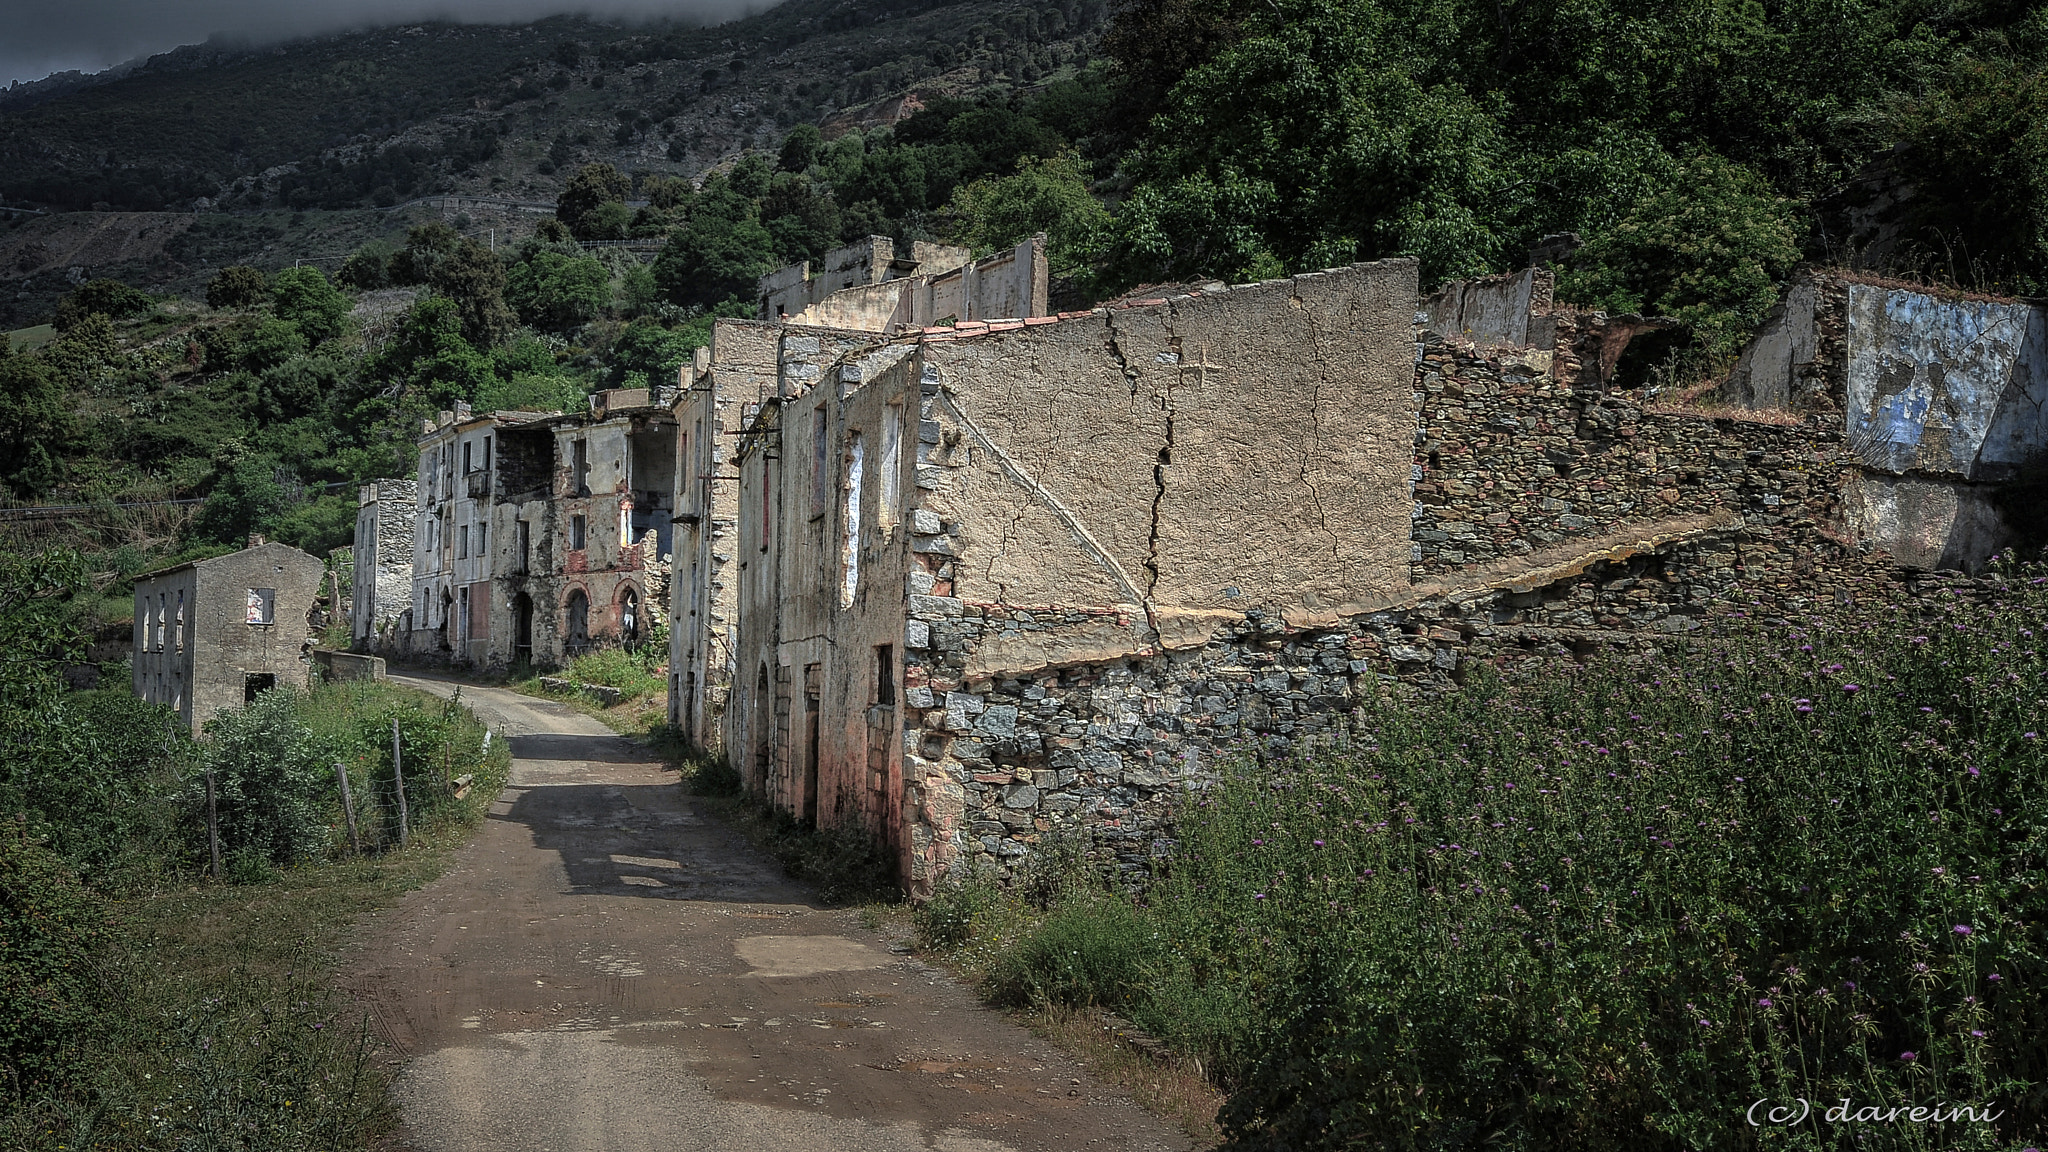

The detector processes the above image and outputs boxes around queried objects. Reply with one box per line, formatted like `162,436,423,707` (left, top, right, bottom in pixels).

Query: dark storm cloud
1,0,776,87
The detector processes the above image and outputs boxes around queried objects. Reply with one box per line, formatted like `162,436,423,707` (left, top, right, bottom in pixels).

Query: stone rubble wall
898,318,1989,887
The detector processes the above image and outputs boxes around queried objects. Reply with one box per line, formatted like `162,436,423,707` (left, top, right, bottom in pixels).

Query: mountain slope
0,0,1105,215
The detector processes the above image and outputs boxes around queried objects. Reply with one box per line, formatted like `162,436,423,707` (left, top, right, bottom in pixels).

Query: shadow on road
493,782,818,908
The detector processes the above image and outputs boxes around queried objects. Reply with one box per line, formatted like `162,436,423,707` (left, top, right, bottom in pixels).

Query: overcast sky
0,0,774,87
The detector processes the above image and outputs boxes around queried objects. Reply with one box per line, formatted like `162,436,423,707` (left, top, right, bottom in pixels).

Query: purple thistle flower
1900,1051,1917,1062
1989,973,2003,983
1757,998,1772,1008
1955,924,1974,936
1312,839,1324,847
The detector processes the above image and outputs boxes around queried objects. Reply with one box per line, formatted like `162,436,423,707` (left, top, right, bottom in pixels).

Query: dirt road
347,674,1195,1152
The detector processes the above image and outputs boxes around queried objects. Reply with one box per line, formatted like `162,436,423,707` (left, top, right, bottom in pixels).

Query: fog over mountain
1,0,781,86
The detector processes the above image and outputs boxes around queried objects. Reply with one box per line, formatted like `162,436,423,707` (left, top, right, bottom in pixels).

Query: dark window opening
875,644,895,706
517,520,531,571
571,514,587,550
573,438,591,496
243,672,276,702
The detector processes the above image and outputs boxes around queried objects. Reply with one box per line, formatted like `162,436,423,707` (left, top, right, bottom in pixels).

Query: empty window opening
517,520,531,571
175,590,185,652
243,672,276,702
879,402,903,531
573,438,590,496
482,435,492,471
571,514,587,550
156,593,167,650
463,440,473,474
841,431,864,607
476,523,486,556
458,524,469,558
246,588,275,626
458,586,469,643
874,644,895,706
811,407,828,513
620,587,640,641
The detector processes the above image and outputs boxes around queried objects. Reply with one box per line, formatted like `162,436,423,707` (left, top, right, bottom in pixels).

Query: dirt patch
0,211,197,277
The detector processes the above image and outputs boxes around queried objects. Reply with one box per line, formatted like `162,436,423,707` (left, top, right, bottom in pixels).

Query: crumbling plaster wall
1717,271,2045,570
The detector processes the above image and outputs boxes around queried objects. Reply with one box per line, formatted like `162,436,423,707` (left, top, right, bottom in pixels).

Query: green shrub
562,645,664,703
985,893,1158,1012
197,687,332,867
0,688,193,886
1126,585,2048,1149
915,862,1005,951
0,822,109,1097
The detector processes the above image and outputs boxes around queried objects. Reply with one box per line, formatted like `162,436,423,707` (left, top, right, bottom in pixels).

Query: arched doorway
438,589,454,652
564,589,589,655
513,593,533,664
618,586,640,643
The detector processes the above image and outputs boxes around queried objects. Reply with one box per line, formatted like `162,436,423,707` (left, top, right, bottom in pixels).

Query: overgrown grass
928,580,2048,1150
1,677,510,1150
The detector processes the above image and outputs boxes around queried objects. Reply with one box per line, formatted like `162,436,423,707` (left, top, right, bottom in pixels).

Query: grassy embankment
2,678,510,1152
912,578,2048,1151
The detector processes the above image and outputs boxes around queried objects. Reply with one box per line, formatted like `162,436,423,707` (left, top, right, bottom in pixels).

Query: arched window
565,589,589,653
619,587,639,642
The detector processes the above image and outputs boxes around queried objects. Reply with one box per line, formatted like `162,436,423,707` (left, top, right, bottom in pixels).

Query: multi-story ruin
389,391,676,670
757,234,1050,331
350,479,417,651
665,258,2048,895
132,541,324,731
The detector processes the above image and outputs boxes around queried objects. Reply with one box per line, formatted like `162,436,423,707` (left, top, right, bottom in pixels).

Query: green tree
270,266,352,345
946,153,1108,277
389,222,461,286
506,250,611,331
779,123,823,173
652,179,779,310
606,319,702,391
373,296,499,409
255,355,347,423
761,172,843,264
337,241,394,290
53,278,150,330
192,450,289,546
1556,151,1802,356
428,240,516,348
556,162,631,240
238,317,309,372
0,354,71,498
206,265,271,309
1888,55,2048,294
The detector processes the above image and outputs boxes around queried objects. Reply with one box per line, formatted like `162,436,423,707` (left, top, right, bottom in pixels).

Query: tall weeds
964,581,2048,1149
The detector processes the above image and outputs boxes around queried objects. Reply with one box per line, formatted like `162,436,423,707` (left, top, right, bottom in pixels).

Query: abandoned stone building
757,234,1050,330
350,478,417,651
663,254,2048,896
388,390,676,670
132,541,325,732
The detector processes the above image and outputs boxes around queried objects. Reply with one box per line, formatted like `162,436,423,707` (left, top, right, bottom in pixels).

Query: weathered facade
392,392,675,670
671,260,2048,894
132,542,324,732
350,478,417,651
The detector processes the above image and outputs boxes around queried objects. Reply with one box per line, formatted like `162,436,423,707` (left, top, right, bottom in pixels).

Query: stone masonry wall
899,317,1981,887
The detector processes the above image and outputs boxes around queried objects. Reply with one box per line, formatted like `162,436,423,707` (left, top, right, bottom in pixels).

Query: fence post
393,718,410,849
335,762,362,856
203,768,222,880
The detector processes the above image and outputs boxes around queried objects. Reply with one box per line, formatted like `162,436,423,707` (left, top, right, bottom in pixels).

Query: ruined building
386,391,675,669
664,256,2048,896
351,479,417,651
132,541,324,732
758,235,1050,331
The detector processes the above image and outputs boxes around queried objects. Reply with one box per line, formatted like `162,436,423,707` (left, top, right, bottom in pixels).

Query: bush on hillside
0,822,110,1096
205,265,271,310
